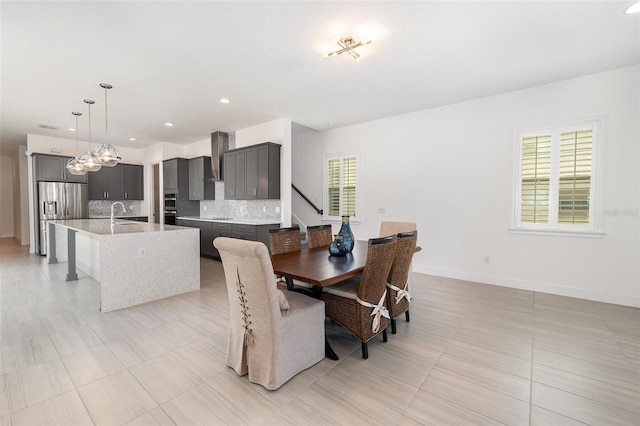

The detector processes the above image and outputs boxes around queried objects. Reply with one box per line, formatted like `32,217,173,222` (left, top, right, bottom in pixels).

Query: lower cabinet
176,219,278,258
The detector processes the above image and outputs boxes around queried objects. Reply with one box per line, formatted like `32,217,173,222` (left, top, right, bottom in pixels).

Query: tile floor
0,237,638,425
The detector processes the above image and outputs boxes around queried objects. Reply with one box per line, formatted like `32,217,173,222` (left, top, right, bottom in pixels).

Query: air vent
37,124,60,130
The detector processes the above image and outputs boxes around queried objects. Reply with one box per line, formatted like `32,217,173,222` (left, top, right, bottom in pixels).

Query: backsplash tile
199,181,281,220
89,200,145,218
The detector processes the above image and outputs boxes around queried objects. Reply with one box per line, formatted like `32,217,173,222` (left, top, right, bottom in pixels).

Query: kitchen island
48,219,200,313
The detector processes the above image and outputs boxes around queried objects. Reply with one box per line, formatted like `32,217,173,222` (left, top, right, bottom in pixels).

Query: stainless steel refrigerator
37,181,88,255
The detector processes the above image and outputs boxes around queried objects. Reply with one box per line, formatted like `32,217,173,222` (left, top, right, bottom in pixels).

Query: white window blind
324,153,359,220
514,120,600,235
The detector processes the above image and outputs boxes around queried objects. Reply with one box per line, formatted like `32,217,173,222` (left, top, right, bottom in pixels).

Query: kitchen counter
47,219,199,312
177,216,281,226
51,218,182,236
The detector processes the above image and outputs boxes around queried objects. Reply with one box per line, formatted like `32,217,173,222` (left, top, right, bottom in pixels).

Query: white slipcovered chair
214,237,325,390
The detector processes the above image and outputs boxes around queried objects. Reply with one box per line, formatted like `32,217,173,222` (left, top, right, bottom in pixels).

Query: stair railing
292,184,323,215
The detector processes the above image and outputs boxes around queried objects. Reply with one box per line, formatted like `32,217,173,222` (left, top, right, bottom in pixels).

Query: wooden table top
271,240,369,287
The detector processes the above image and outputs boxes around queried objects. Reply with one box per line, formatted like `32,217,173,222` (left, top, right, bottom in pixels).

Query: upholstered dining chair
306,224,333,248
214,237,325,390
385,230,418,334
379,221,416,237
321,235,397,359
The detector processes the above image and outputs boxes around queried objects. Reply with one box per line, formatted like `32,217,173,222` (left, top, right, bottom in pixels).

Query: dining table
270,239,370,359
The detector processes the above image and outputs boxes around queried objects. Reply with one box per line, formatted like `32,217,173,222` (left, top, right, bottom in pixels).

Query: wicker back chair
306,224,333,248
321,235,397,359
268,226,301,255
385,230,418,334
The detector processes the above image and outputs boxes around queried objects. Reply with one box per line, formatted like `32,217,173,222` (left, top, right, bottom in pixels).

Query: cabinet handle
125,193,128,199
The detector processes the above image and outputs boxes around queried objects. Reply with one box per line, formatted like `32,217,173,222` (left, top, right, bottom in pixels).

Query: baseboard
413,265,640,308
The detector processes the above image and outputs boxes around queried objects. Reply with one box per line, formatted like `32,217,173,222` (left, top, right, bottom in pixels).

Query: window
513,120,601,235
324,153,359,221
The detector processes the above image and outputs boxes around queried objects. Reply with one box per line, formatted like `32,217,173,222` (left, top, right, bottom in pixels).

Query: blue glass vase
328,234,348,256
338,215,354,253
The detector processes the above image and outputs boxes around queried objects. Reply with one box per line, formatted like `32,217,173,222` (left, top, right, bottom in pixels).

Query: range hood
209,131,229,181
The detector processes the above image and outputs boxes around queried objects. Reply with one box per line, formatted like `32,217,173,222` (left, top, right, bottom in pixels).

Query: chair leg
382,328,388,342
391,318,397,334
405,310,410,322
361,342,368,359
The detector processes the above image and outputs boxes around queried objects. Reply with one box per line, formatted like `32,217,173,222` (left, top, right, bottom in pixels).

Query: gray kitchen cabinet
245,143,280,199
123,164,144,200
163,158,179,190
87,164,126,200
223,142,280,200
223,150,246,200
188,156,215,200
34,154,87,183
176,219,277,257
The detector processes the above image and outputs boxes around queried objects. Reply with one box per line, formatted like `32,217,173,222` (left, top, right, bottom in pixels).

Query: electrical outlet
262,206,266,213
275,206,280,213
139,248,146,258
203,205,207,211
378,207,386,214
484,256,491,264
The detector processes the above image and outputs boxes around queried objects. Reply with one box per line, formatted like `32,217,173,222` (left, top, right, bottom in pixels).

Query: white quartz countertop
177,216,281,226
49,219,193,236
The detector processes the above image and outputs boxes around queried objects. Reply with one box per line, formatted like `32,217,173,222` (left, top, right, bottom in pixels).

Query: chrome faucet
110,202,126,224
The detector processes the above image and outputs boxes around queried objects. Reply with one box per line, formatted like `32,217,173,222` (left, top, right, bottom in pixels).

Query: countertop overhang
49,219,192,236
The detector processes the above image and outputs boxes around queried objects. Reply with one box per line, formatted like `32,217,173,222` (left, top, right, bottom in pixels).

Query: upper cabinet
88,164,143,200
34,154,87,183
223,142,280,200
163,158,179,191
188,156,215,200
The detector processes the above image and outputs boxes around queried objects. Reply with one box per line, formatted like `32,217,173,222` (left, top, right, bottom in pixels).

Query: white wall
0,156,15,238
292,65,640,307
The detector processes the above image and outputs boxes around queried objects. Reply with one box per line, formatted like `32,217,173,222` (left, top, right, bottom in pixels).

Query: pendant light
66,112,86,175
94,83,121,167
79,99,102,172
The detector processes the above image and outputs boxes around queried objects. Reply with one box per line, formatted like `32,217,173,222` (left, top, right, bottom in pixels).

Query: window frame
323,151,361,222
511,118,604,238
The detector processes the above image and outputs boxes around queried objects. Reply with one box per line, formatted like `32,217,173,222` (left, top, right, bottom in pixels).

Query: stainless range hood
209,131,229,181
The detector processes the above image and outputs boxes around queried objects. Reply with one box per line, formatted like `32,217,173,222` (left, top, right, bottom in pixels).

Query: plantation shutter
343,156,357,217
558,129,592,224
521,134,551,224
327,159,341,217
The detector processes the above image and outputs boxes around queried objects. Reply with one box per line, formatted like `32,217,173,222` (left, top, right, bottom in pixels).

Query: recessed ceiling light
164,122,174,127
626,2,640,14
129,137,137,141
220,98,230,104
69,128,77,132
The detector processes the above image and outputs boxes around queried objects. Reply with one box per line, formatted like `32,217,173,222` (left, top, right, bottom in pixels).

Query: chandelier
326,36,372,61
66,111,86,175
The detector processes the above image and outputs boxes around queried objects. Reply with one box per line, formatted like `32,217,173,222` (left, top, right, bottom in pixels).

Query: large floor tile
49,325,103,356
5,358,74,412
1,336,59,373
77,370,157,426
61,344,125,387
129,352,203,404
9,390,92,426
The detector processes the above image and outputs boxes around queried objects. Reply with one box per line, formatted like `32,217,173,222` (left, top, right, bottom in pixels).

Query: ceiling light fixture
94,83,121,167
165,122,174,127
79,99,102,172
626,1,640,13
220,98,230,104
326,36,372,61
66,112,86,176
129,137,137,141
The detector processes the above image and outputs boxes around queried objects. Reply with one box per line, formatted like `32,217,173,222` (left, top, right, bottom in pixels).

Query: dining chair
386,230,418,334
214,237,325,390
268,226,302,255
306,224,333,248
321,235,397,359
379,221,416,237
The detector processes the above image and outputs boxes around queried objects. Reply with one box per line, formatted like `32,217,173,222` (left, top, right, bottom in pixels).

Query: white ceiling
1,1,638,156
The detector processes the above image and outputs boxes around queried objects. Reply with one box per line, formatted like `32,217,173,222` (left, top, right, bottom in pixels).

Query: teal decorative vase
338,215,354,253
